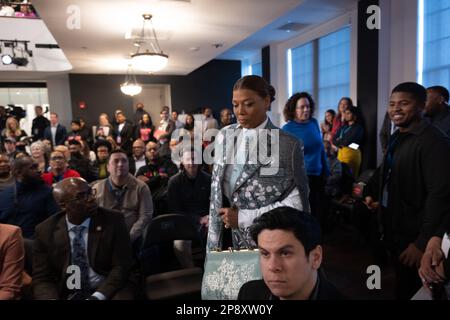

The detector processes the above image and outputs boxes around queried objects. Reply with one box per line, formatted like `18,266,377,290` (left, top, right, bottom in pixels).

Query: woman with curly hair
282,92,329,220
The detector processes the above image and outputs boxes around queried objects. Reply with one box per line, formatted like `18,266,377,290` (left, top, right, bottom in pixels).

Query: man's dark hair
250,207,322,256
392,82,427,104
11,156,33,176
107,149,128,163
427,85,449,103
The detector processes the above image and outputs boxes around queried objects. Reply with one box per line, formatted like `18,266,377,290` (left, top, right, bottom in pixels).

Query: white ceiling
0,0,357,80
30,0,303,75
220,0,357,60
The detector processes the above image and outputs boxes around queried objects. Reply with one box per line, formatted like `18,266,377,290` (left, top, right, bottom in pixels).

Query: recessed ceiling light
189,47,199,52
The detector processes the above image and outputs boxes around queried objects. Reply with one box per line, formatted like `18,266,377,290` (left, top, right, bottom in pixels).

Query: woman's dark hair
337,97,354,114
326,109,336,116
233,75,276,102
184,113,195,131
324,109,336,125
141,113,153,128
94,140,112,153
283,92,315,122
250,207,322,256
345,106,361,124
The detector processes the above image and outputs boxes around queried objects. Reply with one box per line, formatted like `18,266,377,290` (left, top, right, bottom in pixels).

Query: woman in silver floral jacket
206,75,310,251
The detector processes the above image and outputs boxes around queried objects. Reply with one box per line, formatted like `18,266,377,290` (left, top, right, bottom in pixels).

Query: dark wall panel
357,0,379,171
69,59,241,126
262,45,270,83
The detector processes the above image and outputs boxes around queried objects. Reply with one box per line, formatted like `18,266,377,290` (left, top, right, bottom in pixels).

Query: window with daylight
288,27,351,122
290,42,314,96
318,27,351,118
418,0,450,89
251,62,262,77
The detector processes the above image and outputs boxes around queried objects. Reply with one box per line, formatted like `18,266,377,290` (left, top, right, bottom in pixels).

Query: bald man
32,177,134,300
129,139,147,176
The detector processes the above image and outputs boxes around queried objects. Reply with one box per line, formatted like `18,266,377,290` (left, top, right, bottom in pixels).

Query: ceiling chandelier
131,13,168,73
120,64,142,96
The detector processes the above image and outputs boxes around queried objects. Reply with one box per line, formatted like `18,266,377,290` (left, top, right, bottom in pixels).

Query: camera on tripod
4,104,26,120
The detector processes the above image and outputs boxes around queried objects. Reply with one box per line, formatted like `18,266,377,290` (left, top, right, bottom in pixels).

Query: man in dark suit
32,177,134,300
113,112,134,156
238,207,342,300
43,112,67,146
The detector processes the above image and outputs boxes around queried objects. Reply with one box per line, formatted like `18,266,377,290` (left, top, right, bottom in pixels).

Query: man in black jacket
364,82,450,300
238,207,342,300
113,112,134,156
167,147,210,267
31,106,50,141
32,177,134,300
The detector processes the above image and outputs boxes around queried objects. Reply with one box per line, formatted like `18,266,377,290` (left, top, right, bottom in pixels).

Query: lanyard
339,125,352,140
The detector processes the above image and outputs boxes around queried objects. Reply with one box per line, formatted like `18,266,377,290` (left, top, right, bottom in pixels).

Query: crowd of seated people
0,79,449,301
0,2,38,18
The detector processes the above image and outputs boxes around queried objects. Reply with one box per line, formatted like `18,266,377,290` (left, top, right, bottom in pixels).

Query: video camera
4,104,26,120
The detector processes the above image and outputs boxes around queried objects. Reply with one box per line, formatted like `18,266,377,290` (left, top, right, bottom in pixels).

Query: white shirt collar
236,116,268,133
65,215,91,232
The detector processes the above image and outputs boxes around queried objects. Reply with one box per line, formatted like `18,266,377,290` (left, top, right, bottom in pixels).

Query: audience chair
140,214,204,300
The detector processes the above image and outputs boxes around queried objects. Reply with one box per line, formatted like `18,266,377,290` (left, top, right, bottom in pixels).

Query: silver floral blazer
206,118,310,251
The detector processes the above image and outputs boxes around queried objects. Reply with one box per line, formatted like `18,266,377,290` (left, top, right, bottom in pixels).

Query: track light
0,39,32,67
12,57,29,67
1,54,12,65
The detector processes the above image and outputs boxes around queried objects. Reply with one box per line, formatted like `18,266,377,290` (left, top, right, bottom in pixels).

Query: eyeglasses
50,156,65,161
67,188,97,203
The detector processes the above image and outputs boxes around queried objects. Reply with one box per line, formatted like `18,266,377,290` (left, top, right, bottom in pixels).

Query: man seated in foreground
238,206,343,300
32,177,134,300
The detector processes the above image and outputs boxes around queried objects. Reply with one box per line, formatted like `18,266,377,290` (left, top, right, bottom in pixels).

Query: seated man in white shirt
129,139,147,175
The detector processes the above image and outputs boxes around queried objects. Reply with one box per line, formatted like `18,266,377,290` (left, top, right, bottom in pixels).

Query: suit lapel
54,215,71,278
232,119,277,193
88,213,103,269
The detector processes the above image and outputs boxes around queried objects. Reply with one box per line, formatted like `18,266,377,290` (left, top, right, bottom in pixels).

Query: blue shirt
282,118,329,177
